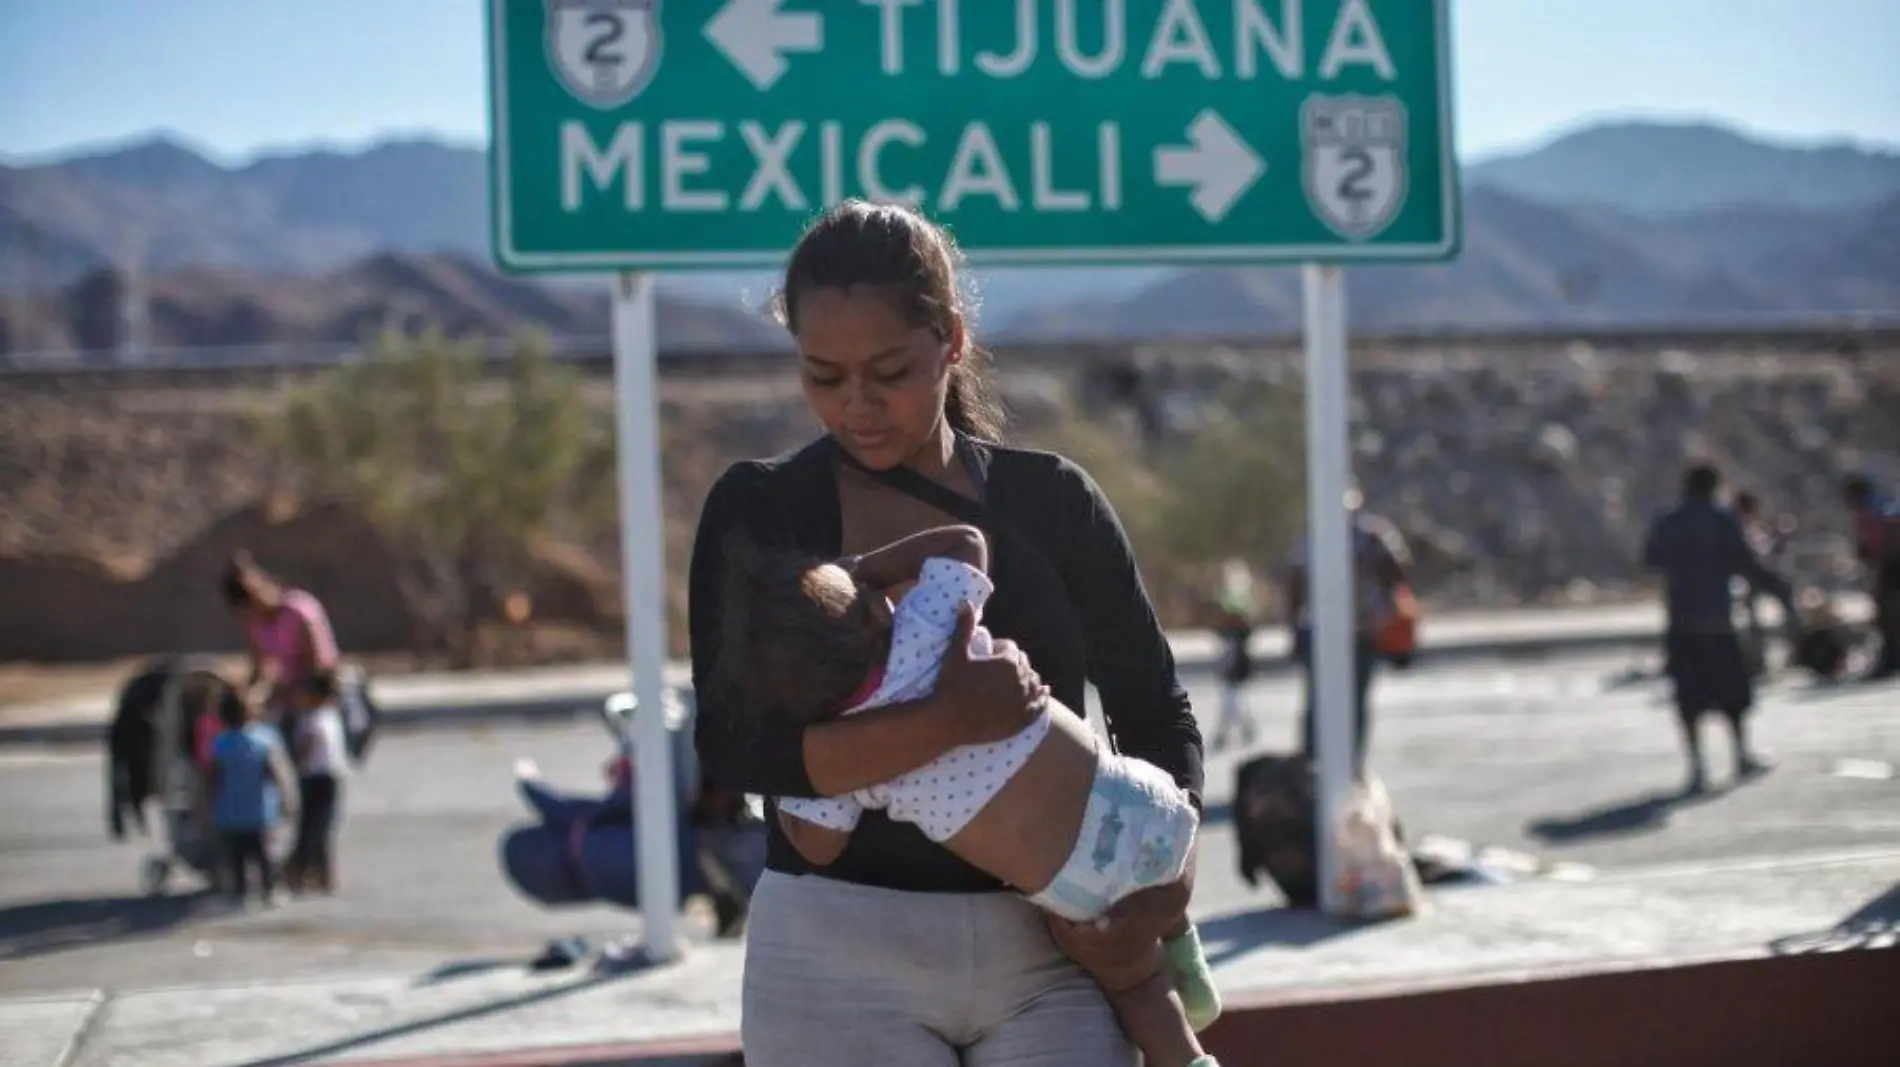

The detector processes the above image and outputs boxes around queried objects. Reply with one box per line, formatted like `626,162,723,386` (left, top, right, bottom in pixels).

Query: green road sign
488,0,1459,272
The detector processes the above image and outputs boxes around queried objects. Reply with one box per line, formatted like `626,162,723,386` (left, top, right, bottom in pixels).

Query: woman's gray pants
741,869,1136,1066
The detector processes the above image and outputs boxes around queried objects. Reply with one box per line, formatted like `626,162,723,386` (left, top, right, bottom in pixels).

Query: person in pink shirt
220,551,340,721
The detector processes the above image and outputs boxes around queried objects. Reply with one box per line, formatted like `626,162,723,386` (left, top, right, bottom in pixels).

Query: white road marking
1831,759,1895,781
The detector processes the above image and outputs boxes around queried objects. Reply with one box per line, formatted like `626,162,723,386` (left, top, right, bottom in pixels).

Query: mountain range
2,120,1896,348
0,251,784,356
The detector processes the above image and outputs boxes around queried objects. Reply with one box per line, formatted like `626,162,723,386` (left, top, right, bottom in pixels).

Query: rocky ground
2,330,1895,664
1113,334,1900,606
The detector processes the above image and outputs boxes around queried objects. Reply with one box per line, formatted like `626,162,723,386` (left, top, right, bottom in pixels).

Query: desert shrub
252,326,615,664
1028,379,1306,625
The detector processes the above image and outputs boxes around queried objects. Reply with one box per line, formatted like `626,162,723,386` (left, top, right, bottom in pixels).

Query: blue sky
2,0,1896,164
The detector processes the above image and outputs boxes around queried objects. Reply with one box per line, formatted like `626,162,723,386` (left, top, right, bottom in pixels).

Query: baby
719,525,1222,1065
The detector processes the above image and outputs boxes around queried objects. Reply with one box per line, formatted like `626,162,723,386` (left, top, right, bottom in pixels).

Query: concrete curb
6,592,1869,749
6,848,1893,1067
0,690,628,749
0,624,1666,749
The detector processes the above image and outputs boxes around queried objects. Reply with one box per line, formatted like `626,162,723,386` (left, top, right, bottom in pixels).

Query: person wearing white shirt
283,670,349,894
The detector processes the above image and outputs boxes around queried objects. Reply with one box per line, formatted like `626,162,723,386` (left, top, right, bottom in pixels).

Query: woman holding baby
689,200,1215,1066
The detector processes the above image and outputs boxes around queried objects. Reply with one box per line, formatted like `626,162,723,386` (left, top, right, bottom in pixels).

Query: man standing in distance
1644,463,1798,794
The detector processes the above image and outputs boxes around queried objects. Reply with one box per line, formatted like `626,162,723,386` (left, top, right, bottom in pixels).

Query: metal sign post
1301,263,1356,914
609,271,680,963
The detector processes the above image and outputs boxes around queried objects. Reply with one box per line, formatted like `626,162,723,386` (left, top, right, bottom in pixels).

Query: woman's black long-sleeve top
689,435,1204,894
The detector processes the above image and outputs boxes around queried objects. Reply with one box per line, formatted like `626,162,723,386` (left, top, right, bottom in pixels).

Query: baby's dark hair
715,532,891,730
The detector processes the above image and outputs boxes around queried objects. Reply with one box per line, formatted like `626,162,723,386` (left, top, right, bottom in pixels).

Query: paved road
2,651,1894,998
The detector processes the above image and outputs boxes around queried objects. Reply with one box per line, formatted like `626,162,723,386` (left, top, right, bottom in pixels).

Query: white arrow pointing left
1154,109,1265,224
705,0,823,92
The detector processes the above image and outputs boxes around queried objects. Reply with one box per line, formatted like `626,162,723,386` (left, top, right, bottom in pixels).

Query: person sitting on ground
718,524,1222,1067
1791,589,1853,681
502,752,764,939
200,689,299,908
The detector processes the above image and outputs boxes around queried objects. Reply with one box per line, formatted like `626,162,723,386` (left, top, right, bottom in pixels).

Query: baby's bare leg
1099,946,1206,1067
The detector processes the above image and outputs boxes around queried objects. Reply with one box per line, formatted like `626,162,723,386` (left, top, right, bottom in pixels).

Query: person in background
1209,560,1258,752
1841,473,1900,680
283,670,349,895
220,551,340,724
202,691,298,907
1731,491,1787,677
1644,463,1799,793
1281,488,1411,777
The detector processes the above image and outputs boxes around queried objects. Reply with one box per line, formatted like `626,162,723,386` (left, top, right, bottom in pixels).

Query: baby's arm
778,547,995,866
849,525,990,589
776,794,864,867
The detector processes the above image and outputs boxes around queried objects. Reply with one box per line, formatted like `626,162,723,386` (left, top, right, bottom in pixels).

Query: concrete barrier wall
1202,948,1900,1067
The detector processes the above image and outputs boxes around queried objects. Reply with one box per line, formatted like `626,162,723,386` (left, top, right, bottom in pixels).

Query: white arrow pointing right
1154,109,1265,224
705,0,824,92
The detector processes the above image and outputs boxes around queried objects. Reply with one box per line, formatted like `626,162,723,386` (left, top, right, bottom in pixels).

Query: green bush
1029,380,1306,624
253,326,614,664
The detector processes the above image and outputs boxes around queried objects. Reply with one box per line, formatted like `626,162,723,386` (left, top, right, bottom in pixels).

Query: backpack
1234,752,1418,911
1233,753,1322,907
1373,582,1421,667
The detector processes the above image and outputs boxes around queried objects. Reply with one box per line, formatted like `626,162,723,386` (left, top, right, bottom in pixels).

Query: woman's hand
1062,877,1192,949
1045,910,1167,994
933,604,1048,745
1045,858,1195,990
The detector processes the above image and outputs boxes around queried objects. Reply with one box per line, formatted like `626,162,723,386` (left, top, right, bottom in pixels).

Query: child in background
284,671,349,895
202,691,298,907
1209,559,1258,752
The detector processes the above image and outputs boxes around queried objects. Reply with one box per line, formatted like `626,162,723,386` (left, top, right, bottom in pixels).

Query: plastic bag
1332,776,1426,920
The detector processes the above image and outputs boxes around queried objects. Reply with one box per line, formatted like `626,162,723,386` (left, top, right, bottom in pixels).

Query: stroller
107,658,247,895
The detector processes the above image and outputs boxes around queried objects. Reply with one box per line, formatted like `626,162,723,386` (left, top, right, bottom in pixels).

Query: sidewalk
0,596,1865,747
8,846,1894,1067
